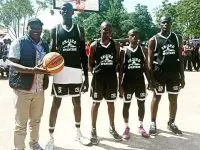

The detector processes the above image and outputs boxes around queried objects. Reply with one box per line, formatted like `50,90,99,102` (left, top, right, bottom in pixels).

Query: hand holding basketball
42,52,64,74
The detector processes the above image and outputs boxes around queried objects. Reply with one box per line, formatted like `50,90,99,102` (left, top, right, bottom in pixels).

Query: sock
50,133,54,139
125,123,129,128
151,121,156,126
169,118,175,124
139,121,143,128
76,127,81,136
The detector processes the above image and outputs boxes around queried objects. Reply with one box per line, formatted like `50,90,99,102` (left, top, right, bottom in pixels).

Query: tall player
119,29,151,140
89,21,122,145
46,2,90,149
148,14,185,136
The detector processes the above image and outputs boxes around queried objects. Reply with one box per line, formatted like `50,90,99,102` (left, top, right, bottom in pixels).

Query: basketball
42,52,64,74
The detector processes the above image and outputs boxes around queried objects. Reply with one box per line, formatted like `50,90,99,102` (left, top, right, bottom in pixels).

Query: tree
0,0,34,38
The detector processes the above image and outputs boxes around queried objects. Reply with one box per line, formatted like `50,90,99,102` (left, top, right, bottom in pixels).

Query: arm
143,47,151,85
79,26,88,81
148,36,157,88
178,36,185,88
115,42,120,72
88,41,96,73
118,49,125,97
49,27,57,52
8,40,49,74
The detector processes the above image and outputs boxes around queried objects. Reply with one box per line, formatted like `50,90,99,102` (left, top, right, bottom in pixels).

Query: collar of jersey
127,45,138,52
100,41,111,48
62,24,74,32
158,32,171,39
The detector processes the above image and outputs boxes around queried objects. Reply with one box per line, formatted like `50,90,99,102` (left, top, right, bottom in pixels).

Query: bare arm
9,58,48,74
143,47,151,85
50,27,57,52
148,36,157,86
118,49,124,96
88,41,96,73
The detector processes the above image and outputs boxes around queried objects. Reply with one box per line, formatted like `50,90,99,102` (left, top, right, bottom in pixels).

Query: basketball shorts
122,77,146,103
154,71,180,95
90,72,117,102
51,83,82,98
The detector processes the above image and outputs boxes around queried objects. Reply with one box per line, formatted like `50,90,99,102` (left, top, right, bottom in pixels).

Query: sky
38,0,179,29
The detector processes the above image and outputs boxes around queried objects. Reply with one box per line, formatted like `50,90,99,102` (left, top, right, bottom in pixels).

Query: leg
107,102,115,128
13,90,31,150
107,102,122,141
122,102,131,139
137,100,145,123
49,96,62,133
167,93,182,135
29,92,44,149
90,102,100,144
72,96,81,128
149,92,162,135
151,93,161,122
91,102,100,129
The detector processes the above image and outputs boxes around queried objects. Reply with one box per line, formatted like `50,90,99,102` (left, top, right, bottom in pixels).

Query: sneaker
109,128,122,141
138,126,149,138
90,128,99,145
149,124,157,136
45,137,54,150
29,141,43,150
122,127,130,140
168,122,182,135
76,133,91,146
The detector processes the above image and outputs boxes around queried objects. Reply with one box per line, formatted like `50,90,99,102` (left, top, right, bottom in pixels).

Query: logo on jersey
94,92,98,98
75,87,79,93
100,54,113,66
111,93,116,99
127,58,141,69
126,94,132,100
62,39,77,51
161,44,176,55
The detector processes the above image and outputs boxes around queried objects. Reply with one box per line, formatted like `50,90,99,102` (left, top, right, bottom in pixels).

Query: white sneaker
29,141,43,150
45,137,54,150
76,133,91,146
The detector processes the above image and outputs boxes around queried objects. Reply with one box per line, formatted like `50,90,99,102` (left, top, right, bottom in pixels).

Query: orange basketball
42,52,64,74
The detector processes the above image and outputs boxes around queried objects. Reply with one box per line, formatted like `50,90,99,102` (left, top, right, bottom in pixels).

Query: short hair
27,18,43,26
100,21,112,29
160,14,172,23
128,28,140,35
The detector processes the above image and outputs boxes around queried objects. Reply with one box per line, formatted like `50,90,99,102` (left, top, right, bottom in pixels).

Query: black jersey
93,40,117,74
123,46,145,75
154,32,180,72
56,24,82,69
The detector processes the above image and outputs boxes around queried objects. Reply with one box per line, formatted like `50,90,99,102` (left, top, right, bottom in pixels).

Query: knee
107,102,114,109
52,97,61,109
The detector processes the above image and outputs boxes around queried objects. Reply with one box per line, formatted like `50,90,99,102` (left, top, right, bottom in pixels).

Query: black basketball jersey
93,40,117,74
56,24,82,69
154,32,180,72
123,45,145,75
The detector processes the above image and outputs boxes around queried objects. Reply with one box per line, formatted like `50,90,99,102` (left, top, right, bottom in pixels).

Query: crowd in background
0,38,12,78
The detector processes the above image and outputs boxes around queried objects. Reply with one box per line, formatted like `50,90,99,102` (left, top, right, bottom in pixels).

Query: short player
89,21,122,145
119,29,151,140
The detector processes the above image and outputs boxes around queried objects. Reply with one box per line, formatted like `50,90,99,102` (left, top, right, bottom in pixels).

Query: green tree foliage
0,0,34,38
155,0,200,38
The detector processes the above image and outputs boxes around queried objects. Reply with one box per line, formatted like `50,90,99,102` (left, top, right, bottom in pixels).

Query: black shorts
122,76,146,103
90,72,117,102
154,71,180,95
51,83,82,98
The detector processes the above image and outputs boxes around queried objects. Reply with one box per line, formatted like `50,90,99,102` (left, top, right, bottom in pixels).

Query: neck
129,43,138,49
63,19,73,28
100,37,110,45
160,30,171,37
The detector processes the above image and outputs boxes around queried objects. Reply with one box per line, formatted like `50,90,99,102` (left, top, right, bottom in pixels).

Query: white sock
50,133,54,139
76,128,81,136
151,121,156,126
125,123,129,128
139,121,143,128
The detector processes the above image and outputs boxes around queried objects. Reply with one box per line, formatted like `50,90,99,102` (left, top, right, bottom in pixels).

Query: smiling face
27,22,42,43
